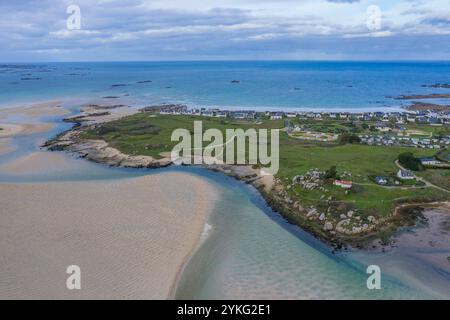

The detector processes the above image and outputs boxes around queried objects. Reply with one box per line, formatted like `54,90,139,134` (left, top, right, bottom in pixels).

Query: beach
0,100,67,118
0,100,67,148
0,151,86,175
0,62,449,300
0,173,218,299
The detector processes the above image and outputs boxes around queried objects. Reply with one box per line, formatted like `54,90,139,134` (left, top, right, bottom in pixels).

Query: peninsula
45,104,450,249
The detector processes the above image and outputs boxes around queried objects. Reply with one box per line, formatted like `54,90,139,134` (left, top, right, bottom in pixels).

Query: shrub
323,166,338,180
337,133,361,145
398,152,424,171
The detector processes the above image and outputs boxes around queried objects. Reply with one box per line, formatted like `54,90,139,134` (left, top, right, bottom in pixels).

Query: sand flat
0,123,54,138
0,151,76,175
0,139,13,155
0,172,219,299
0,100,68,119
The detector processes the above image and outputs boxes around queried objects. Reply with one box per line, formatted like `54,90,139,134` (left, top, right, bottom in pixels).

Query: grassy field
83,113,450,220
83,113,284,159
277,138,448,218
290,117,450,138
437,149,450,161
417,169,450,190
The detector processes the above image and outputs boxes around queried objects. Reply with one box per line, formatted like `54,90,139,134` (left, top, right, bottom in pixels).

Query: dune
0,172,219,299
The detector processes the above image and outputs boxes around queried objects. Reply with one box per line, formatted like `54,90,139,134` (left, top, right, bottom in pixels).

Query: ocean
1,61,450,299
2,61,450,111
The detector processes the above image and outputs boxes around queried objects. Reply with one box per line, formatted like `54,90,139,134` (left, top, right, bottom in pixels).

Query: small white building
270,112,284,120
420,157,440,166
397,170,415,180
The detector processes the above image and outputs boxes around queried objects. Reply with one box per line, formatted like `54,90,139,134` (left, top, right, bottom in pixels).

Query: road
395,160,449,193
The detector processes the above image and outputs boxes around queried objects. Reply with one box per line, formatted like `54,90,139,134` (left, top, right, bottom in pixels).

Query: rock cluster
44,129,172,169
292,169,327,191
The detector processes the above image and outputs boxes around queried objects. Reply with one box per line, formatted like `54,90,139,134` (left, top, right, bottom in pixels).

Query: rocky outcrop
422,83,450,89
395,93,450,100
406,101,450,111
44,128,172,169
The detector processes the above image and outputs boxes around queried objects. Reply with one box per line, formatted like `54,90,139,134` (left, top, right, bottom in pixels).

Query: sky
0,0,450,61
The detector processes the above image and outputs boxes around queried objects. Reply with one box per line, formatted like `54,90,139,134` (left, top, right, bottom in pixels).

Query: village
153,104,450,149
152,103,450,190
155,104,450,125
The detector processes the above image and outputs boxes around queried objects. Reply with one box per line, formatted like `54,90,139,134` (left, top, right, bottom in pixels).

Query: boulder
324,222,334,231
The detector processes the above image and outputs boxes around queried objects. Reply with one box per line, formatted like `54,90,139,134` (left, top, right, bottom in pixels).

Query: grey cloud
0,0,449,61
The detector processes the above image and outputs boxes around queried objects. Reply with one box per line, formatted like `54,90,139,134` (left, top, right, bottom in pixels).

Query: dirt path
395,160,449,193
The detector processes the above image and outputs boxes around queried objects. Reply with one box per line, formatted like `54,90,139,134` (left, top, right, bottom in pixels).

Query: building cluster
294,110,450,126
358,135,449,149
155,105,450,126
155,105,257,120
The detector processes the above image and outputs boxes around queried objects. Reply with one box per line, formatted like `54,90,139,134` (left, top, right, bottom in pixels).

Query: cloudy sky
1,0,450,61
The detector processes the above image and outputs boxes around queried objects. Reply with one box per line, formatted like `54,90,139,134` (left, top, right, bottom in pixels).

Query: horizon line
2,59,450,64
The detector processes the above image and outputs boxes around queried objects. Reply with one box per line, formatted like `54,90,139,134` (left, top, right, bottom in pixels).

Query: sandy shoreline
0,100,68,118
0,151,80,175
0,100,221,299
0,173,219,299
0,100,68,145
0,123,54,138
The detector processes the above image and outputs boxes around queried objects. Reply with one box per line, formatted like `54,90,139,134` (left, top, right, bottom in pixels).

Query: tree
323,166,338,180
398,152,423,171
338,133,361,145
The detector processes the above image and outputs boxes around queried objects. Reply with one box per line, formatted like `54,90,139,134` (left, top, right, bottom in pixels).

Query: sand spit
0,151,78,175
0,173,219,300
0,123,54,138
0,100,68,139
0,100,68,119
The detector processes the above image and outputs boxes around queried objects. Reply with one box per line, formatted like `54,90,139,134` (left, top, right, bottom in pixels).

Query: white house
270,112,284,120
397,170,415,180
420,157,440,166
374,176,388,185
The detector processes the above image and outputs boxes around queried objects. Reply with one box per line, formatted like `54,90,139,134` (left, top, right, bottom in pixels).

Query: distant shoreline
0,96,408,114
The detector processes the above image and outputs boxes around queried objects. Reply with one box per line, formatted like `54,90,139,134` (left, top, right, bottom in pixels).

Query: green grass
83,113,450,220
277,138,432,184
437,149,450,162
417,169,450,191
290,118,449,138
83,114,284,159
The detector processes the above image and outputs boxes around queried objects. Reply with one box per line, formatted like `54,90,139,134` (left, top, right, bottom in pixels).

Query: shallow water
1,104,449,299
175,168,449,299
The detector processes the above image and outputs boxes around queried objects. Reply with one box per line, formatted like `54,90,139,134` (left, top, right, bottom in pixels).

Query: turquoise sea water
1,119,449,299
174,168,449,299
2,61,450,110
1,61,450,299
